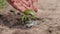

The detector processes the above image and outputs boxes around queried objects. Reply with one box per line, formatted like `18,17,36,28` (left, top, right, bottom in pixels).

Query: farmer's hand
7,0,38,12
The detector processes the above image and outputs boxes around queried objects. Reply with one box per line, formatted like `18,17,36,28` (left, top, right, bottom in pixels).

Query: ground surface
0,0,60,34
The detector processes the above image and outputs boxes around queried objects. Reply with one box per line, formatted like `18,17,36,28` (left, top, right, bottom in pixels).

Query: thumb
33,5,38,12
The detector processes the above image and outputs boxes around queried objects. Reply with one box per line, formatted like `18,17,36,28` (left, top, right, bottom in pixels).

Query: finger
13,1,26,12
16,5,26,12
11,0,19,3
32,0,38,6
21,0,30,6
19,0,31,10
18,6,26,12
22,3,31,10
7,0,26,12
21,0,33,7
32,0,38,12
27,0,32,5
14,0,31,9
33,6,38,12
21,0,33,11
32,0,38,3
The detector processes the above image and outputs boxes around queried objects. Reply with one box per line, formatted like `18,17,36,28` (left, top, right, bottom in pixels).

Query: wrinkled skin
7,0,38,12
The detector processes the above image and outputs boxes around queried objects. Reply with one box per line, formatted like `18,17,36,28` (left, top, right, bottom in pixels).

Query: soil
0,0,60,34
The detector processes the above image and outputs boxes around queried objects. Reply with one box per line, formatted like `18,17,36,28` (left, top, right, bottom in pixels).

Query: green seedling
22,10,36,24
24,10,35,18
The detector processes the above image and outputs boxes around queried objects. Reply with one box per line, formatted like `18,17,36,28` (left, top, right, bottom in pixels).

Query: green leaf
22,15,25,22
23,9,36,19
21,10,36,24
31,15,36,19
23,10,35,16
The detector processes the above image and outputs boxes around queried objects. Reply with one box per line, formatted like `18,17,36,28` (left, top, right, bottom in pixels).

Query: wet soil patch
0,12,41,29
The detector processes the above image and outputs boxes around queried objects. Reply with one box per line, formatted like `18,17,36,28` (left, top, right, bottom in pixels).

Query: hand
7,0,38,12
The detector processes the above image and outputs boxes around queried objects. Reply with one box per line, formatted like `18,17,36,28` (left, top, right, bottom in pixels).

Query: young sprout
22,10,36,24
